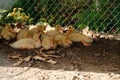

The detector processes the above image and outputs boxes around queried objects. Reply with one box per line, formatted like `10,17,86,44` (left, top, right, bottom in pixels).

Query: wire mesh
0,0,120,33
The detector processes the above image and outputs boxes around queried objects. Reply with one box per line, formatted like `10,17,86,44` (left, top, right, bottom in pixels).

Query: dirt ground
0,38,120,80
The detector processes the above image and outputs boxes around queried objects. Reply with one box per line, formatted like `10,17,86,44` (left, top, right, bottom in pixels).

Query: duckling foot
81,41,92,46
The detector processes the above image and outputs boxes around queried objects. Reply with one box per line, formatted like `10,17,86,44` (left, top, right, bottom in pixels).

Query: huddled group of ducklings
0,24,93,51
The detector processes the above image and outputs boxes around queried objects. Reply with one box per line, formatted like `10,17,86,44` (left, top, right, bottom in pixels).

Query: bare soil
0,38,120,80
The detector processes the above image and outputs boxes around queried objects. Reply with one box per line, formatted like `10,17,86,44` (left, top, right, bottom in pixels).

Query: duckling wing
41,35,51,50
9,39,36,49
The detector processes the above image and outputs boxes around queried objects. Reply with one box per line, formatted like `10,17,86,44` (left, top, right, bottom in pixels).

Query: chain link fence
0,0,120,33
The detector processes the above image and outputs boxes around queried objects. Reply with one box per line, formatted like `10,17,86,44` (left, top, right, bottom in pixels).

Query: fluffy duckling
17,28,32,40
65,26,93,46
1,25,16,40
9,34,41,49
41,34,57,50
54,34,72,47
45,24,63,37
29,25,46,36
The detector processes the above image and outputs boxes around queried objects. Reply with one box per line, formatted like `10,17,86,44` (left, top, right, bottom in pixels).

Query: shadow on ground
0,38,120,74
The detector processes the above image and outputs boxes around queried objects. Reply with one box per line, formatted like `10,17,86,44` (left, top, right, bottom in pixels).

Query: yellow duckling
17,28,32,40
41,34,57,50
9,34,41,49
29,25,46,36
1,25,16,40
54,34,72,47
45,24,63,37
65,26,93,46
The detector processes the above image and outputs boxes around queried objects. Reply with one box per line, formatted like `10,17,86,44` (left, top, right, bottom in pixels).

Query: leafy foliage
0,0,120,33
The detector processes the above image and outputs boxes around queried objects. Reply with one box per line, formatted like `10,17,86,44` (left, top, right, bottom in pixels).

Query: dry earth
0,38,120,80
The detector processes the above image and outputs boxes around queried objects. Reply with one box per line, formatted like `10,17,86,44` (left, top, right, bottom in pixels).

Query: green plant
6,8,30,23
0,0,119,33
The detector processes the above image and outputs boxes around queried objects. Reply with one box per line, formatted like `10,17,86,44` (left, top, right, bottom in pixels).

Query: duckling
29,25,46,37
41,34,57,50
1,25,16,40
17,28,32,40
65,26,93,46
54,34,72,47
45,24,63,37
9,34,41,49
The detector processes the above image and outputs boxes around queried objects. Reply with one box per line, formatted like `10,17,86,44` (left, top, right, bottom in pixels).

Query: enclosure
0,0,120,80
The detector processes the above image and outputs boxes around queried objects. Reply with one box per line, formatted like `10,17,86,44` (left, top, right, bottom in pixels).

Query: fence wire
0,0,120,33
